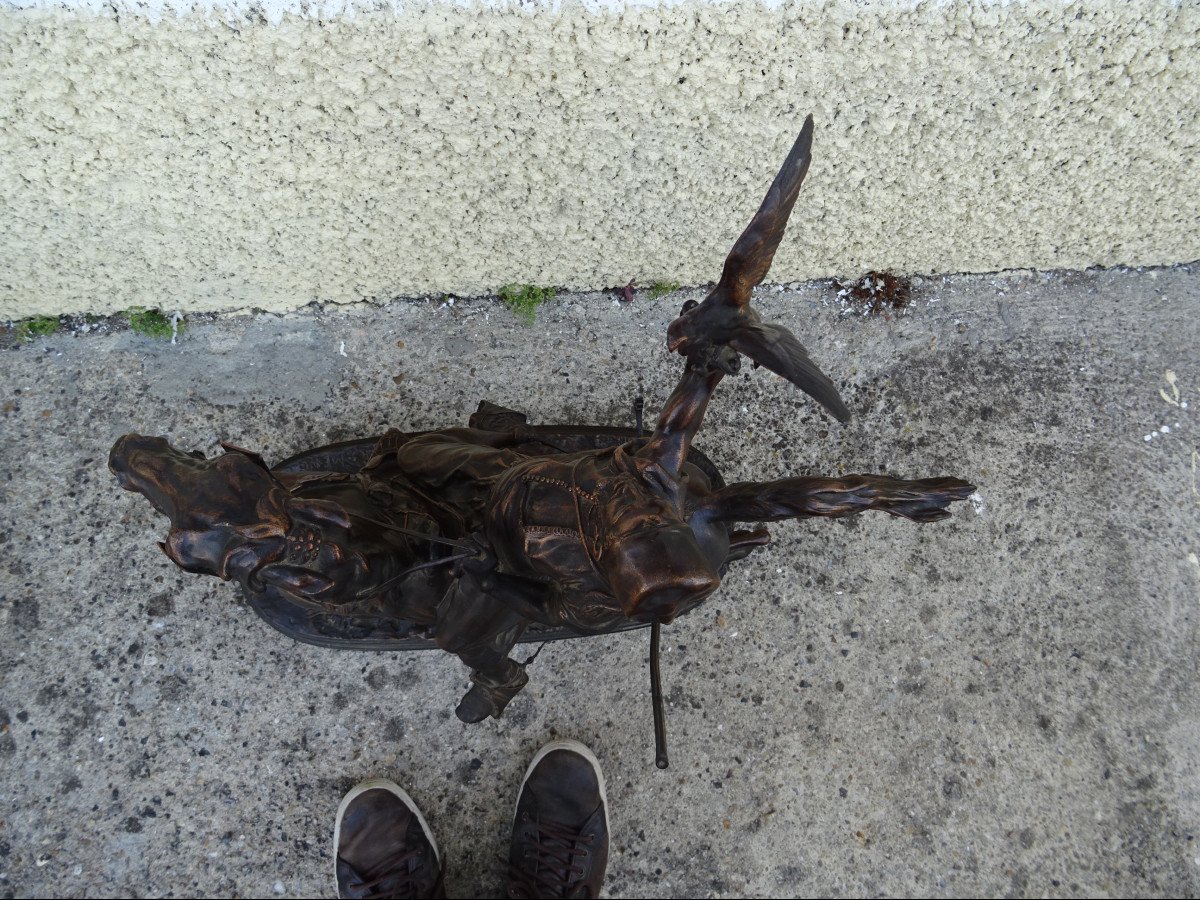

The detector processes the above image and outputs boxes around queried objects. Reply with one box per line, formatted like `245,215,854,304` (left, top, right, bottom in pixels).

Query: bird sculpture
666,115,851,423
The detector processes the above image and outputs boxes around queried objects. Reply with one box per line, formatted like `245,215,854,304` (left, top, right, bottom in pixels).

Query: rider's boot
455,658,529,723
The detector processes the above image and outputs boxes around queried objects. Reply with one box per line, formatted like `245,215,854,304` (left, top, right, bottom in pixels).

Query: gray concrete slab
2,267,1199,899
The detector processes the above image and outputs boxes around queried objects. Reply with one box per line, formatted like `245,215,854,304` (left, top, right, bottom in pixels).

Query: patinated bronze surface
110,116,974,742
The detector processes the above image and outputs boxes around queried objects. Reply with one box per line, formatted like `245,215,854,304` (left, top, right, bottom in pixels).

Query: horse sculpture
110,116,974,765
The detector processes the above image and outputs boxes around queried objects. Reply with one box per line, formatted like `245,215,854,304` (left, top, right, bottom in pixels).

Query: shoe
506,740,610,899
334,778,446,899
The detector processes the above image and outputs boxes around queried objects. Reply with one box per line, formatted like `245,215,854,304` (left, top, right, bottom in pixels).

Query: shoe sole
513,738,609,837
333,777,440,899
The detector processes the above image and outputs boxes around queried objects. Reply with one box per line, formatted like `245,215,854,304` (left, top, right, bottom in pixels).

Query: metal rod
650,621,669,769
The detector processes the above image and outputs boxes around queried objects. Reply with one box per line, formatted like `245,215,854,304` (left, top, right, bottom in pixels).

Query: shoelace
506,817,596,899
339,847,429,900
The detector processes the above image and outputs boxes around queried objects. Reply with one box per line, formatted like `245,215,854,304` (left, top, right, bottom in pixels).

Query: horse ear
161,529,227,577
256,563,335,598
286,497,352,530
219,441,270,471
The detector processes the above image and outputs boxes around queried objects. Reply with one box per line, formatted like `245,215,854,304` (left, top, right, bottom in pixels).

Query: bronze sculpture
110,116,973,762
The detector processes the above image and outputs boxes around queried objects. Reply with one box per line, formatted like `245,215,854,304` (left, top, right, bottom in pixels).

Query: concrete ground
1,266,1199,899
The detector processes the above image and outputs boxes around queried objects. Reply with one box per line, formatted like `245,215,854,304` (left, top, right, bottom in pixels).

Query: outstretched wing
702,474,976,524
716,115,814,308
731,321,851,422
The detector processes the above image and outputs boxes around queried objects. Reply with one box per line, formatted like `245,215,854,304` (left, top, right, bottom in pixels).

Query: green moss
647,280,681,300
127,307,180,340
15,315,59,340
498,284,555,325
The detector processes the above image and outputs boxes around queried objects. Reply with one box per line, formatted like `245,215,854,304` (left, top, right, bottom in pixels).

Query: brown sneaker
506,740,610,899
334,778,446,899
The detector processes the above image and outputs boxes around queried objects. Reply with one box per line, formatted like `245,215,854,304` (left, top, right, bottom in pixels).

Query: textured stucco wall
2,0,1198,317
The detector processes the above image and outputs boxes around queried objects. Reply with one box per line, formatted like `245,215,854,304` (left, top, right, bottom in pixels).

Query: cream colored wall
2,0,1197,318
